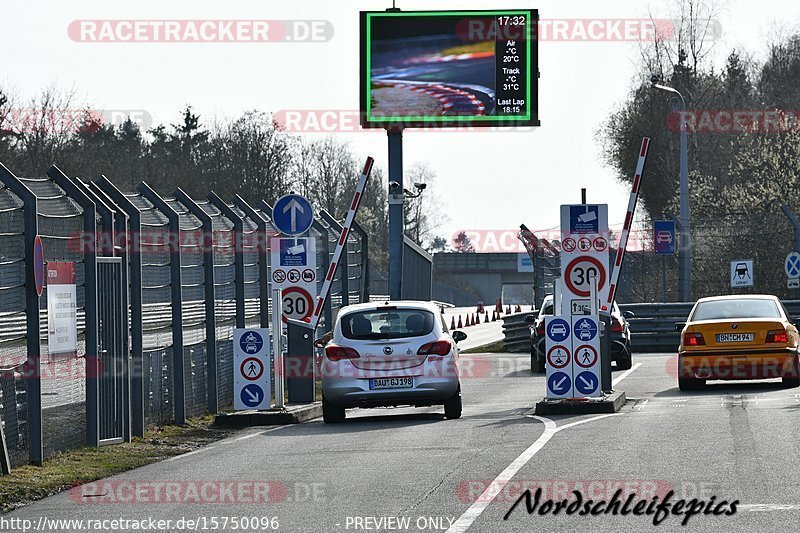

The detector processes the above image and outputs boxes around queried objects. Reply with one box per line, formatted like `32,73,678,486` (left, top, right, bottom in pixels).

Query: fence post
174,188,218,415
138,183,186,425
0,163,42,465
234,195,271,329
209,193,245,329
95,177,145,437
47,166,100,447
351,220,369,303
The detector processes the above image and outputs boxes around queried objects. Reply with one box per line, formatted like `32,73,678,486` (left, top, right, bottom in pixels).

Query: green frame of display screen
360,9,539,128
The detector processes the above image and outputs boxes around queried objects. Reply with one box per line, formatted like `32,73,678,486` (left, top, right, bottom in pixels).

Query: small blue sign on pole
240,383,265,408
547,371,572,396
653,220,675,255
574,371,599,395
273,194,314,236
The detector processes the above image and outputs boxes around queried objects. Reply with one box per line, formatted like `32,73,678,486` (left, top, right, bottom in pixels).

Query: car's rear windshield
341,308,435,340
690,299,782,321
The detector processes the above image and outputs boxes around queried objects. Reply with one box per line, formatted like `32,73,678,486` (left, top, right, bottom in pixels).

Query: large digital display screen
360,9,539,128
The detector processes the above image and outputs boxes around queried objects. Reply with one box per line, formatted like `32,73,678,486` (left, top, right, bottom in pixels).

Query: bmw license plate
369,377,413,390
716,333,754,343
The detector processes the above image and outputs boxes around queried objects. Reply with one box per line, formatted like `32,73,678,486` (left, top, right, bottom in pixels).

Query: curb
530,390,627,415
213,402,322,427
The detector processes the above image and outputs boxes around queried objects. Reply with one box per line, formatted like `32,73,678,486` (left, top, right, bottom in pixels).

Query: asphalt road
6,352,800,532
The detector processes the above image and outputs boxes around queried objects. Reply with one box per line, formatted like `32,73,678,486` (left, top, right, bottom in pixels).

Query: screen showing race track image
361,11,537,127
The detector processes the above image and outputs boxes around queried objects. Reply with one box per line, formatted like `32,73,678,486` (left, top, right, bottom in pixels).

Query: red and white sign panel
46,262,77,355
270,236,317,323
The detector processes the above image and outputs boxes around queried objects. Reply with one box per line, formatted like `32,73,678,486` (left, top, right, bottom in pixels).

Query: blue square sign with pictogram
569,205,599,234
279,238,308,267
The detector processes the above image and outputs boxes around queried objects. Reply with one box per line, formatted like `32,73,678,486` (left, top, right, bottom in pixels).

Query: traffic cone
496,298,502,313
515,305,521,313
484,311,489,323
457,316,463,329
506,305,511,315
450,316,456,330
491,310,497,321
474,313,479,325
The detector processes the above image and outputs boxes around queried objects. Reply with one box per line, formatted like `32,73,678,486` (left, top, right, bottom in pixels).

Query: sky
1,0,797,244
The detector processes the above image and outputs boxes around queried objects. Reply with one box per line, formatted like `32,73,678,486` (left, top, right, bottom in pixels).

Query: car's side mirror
313,338,328,349
623,311,635,319
452,330,468,343
523,314,536,324
674,322,686,332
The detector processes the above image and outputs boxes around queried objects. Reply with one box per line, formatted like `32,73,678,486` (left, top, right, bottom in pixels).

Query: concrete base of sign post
531,390,626,416
214,402,322,427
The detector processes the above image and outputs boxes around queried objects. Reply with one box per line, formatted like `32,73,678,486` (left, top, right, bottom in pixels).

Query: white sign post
270,237,318,323
730,259,754,288
233,328,272,410
46,262,77,355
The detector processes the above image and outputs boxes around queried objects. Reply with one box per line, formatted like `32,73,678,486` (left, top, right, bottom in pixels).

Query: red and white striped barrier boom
309,156,374,331
606,137,650,308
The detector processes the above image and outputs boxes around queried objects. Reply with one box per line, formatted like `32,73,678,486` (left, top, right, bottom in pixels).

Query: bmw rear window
691,299,782,321
341,309,435,340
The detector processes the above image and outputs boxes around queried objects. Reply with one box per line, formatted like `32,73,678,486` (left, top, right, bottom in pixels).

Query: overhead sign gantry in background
359,8,540,298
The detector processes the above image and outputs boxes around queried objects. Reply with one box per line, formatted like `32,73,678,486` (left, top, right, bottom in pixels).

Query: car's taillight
325,345,360,361
418,340,452,356
683,332,705,346
610,318,623,333
536,323,545,336
766,329,788,343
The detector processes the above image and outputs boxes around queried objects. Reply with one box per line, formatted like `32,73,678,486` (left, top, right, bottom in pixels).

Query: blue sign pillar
388,130,404,300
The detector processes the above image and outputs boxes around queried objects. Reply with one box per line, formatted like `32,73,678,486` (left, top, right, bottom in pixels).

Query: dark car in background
526,295,634,372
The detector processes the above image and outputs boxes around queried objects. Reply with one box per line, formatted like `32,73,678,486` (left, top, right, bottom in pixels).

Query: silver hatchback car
319,301,467,423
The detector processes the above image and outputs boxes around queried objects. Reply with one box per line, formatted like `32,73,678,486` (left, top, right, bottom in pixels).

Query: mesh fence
0,170,372,463
617,212,797,303
130,192,174,427
22,177,87,460
0,181,28,466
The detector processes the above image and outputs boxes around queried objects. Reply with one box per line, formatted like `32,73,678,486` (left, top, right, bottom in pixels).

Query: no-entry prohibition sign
564,255,607,298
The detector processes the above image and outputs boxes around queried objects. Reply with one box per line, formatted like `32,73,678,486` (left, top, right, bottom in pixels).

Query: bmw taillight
418,340,452,356
536,323,545,336
683,332,706,346
610,318,623,333
325,345,360,361
766,329,788,343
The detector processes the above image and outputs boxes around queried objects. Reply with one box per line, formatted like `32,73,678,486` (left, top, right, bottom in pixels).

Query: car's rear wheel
678,376,704,391
444,386,462,419
322,396,346,423
531,347,545,373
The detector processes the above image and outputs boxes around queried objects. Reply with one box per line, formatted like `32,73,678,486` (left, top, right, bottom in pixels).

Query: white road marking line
634,399,649,411
740,504,800,512
235,425,287,441
612,362,642,386
446,413,617,533
165,447,213,462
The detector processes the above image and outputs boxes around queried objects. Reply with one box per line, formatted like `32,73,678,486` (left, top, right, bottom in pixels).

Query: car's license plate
716,333,754,343
369,377,413,390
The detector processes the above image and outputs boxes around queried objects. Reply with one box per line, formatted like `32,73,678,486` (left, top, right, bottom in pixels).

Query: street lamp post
653,83,691,301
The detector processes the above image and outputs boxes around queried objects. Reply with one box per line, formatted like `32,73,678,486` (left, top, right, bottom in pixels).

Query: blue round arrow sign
240,383,264,408
273,194,314,236
574,371,599,395
547,371,571,395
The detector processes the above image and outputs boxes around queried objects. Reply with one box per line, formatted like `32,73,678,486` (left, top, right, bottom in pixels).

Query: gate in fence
96,258,127,444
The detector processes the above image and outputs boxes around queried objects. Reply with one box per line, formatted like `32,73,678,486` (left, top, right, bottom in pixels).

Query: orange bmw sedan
677,295,800,390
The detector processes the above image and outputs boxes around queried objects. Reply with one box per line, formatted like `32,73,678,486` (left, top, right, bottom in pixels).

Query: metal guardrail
502,311,533,353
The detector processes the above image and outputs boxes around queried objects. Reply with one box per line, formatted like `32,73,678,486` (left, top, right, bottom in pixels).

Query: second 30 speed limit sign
282,286,313,323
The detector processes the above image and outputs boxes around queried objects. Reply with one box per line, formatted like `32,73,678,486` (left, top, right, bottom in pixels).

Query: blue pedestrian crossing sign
573,317,598,342
273,194,314,236
546,318,570,343
240,383,265,408
574,371,599,395
786,252,800,278
548,371,572,396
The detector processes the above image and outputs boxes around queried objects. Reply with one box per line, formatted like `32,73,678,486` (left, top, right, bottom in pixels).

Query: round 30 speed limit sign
564,255,607,297
281,286,314,323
